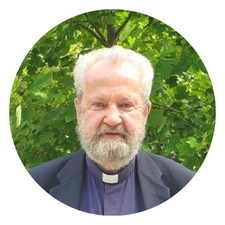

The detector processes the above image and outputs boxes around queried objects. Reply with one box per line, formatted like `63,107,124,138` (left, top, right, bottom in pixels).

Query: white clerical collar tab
102,173,118,184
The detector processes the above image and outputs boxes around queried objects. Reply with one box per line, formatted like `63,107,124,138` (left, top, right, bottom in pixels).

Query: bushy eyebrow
89,95,106,102
90,95,135,103
119,96,134,102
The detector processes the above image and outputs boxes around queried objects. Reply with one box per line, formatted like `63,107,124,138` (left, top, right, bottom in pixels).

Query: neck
94,160,130,174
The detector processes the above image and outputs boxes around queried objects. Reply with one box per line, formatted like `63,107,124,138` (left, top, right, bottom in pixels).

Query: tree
9,10,215,172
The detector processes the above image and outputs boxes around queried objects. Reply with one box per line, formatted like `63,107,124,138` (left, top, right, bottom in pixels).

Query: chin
85,145,139,174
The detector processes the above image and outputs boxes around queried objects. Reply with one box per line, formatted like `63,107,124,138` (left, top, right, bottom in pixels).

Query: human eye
91,102,105,110
94,102,103,107
122,103,132,107
120,103,134,110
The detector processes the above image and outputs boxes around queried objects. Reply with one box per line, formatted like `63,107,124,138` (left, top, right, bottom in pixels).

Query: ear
74,98,79,124
144,100,151,123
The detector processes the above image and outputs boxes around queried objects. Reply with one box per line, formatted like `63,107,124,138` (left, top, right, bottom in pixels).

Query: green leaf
143,51,158,66
181,39,186,45
158,63,173,79
12,77,19,92
128,36,136,47
43,93,66,104
53,121,64,130
186,54,199,65
186,137,201,149
172,61,188,76
194,111,204,118
166,76,177,88
159,130,171,140
106,15,116,25
64,77,74,88
172,117,187,128
17,56,30,76
141,142,151,152
174,86,189,100
119,21,135,42
47,146,60,159
183,126,193,137
29,91,48,100
160,47,173,57
169,135,180,145
19,125,30,136
176,143,195,156
29,156,42,167
65,108,76,123
32,71,53,92
44,107,64,121
150,80,161,96
180,156,200,171
197,59,207,74
171,102,182,110
16,105,21,127
148,109,167,128
163,135,180,155
34,121,45,135
22,106,35,123
67,23,75,39
33,132,54,146
180,138,189,144
61,56,70,66
45,56,59,67
190,117,203,125
87,11,99,22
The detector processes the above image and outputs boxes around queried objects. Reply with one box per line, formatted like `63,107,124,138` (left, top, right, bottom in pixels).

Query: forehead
84,60,141,88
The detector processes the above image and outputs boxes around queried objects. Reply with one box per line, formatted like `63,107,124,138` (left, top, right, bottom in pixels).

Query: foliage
9,10,215,172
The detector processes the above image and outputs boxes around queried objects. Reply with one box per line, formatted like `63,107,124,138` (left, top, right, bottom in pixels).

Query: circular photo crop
9,9,215,215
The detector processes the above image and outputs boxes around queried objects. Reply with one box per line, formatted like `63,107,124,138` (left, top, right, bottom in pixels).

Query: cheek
83,111,105,129
123,113,143,132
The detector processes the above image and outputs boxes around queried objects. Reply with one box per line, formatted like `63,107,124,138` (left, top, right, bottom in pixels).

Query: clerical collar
102,173,118,184
85,155,136,184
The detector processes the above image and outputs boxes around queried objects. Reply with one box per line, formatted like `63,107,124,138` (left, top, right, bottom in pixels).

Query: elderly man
29,46,195,215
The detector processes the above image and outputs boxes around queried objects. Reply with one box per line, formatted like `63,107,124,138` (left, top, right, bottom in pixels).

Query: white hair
73,46,154,108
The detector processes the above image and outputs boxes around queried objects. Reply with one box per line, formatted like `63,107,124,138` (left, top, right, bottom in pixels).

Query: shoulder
137,150,195,195
28,149,85,191
138,149,195,175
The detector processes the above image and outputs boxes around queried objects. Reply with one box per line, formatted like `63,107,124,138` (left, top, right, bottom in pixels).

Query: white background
1,0,224,224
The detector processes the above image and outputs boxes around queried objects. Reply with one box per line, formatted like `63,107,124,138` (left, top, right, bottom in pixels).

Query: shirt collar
86,155,136,184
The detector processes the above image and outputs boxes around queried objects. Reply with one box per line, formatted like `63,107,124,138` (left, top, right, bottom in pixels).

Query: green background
10,10,215,172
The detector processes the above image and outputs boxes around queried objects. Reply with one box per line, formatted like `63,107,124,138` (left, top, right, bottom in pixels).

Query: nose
103,105,122,126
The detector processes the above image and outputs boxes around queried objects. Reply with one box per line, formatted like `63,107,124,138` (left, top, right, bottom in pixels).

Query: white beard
77,115,146,173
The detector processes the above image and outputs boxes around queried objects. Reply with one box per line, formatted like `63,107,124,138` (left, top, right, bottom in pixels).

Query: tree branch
115,12,133,37
80,24,108,47
70,20,89,23
84,13,108,47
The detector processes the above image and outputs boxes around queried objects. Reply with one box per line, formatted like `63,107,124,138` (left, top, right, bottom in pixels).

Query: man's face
74,60,151,172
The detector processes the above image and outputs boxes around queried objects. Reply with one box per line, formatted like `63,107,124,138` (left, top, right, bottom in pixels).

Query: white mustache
97,125,128,138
